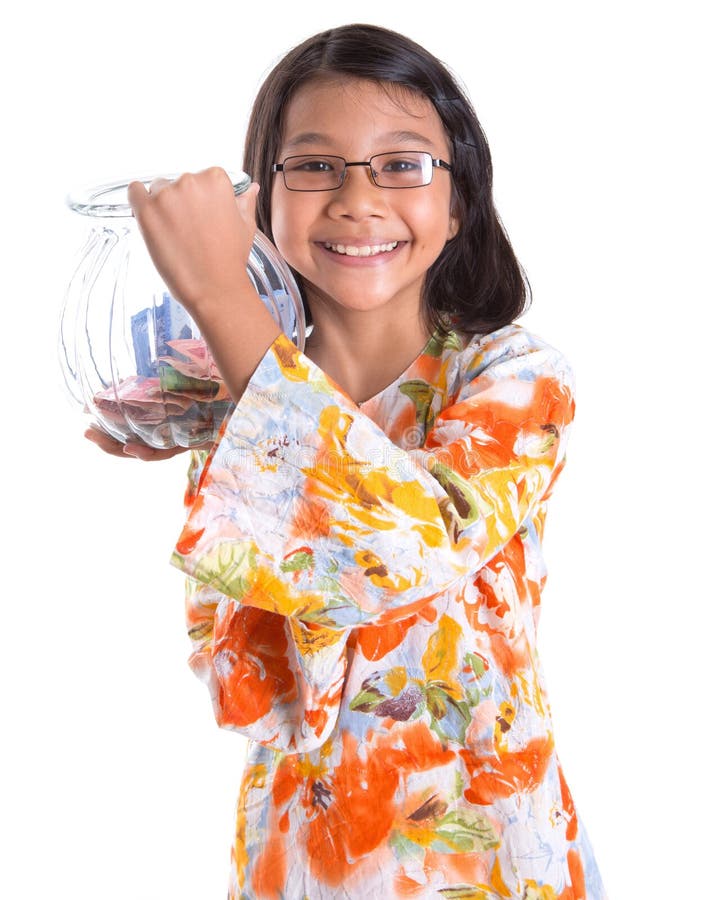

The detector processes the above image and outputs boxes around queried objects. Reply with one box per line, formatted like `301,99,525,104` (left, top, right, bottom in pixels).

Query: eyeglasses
271,151,453,191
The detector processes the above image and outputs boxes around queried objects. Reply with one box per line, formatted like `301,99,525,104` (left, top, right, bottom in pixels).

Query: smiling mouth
323,241,399,257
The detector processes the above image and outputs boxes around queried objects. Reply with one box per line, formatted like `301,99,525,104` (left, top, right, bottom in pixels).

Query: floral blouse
172,323,607,900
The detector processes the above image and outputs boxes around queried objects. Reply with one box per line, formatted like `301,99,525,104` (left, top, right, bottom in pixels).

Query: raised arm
128,168,281,404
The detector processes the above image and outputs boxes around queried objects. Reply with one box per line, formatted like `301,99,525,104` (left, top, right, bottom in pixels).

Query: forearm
190,274,283,403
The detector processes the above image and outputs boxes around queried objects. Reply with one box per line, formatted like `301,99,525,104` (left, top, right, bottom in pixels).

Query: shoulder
436,323,574,394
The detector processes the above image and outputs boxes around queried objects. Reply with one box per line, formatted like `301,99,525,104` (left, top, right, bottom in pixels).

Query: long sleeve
172,325,574,630
173,323,573,752
181,450,349,751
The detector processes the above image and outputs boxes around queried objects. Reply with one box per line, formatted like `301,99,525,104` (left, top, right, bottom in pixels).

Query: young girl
89,23,607,900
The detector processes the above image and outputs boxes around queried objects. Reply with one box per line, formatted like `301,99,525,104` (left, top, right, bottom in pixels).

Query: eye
381,157,421,173
289,156,339,173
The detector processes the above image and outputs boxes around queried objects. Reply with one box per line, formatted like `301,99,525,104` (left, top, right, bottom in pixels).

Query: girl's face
270,77,459,324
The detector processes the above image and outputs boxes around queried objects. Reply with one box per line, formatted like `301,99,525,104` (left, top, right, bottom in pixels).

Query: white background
2,2,711,898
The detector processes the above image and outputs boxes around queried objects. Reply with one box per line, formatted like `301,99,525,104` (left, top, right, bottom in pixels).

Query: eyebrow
282,132,332,150
282,130,439,152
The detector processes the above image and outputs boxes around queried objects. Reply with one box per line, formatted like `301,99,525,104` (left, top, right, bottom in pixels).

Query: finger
127,179,150,215
84,427,131,458
124,441,187,461
200,165,232,185
84,424,119,446
240,182,260,203
123,441,146,458
147,177,172,195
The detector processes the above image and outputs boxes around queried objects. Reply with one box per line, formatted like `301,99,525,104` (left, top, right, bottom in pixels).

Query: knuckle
173,172,192,191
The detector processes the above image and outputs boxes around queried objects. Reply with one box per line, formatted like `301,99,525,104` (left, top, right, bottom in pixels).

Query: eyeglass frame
271,151,453,192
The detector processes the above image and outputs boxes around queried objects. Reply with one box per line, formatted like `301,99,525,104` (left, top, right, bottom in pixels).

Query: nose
326,165,388,220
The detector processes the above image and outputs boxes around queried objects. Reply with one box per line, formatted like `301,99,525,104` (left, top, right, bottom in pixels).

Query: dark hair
243,23,530,335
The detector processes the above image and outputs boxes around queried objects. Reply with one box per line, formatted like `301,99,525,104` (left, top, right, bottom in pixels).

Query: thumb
237,180,259,207
236,181,260,227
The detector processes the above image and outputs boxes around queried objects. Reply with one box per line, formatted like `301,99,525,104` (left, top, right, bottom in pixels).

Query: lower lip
316,242,405,266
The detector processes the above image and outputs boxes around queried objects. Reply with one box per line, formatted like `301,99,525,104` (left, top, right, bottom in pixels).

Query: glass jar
59,171,305,449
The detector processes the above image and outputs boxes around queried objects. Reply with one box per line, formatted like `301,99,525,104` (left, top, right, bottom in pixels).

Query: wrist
189,282,283,403
186,271,258,324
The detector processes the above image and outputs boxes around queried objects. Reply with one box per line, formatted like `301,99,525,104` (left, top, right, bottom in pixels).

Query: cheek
269,184,290,253
269,189,313,268
413,209,456,255
410,192,453,235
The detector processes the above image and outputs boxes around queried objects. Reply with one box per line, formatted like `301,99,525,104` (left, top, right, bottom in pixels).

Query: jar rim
66,170,252,218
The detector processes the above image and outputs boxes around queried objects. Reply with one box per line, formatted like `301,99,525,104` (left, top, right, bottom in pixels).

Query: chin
305,279,423,316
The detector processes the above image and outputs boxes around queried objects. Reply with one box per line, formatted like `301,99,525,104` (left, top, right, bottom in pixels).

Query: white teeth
324,241,399,256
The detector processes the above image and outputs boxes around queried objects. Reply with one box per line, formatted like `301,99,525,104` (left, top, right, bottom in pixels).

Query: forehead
280,77,451,155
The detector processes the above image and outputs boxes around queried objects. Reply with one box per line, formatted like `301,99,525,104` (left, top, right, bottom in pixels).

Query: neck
303,303,433,405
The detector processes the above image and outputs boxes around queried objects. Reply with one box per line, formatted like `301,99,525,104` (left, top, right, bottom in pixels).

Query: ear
447,211,460,240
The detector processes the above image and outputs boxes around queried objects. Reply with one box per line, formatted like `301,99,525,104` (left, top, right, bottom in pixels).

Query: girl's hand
84,426,193,461
127,168,259,318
